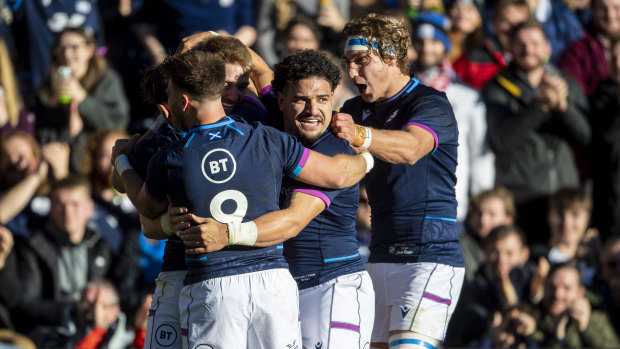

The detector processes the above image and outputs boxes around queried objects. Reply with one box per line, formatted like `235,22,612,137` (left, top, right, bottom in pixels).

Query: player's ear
157,103,170,119
277,91,286,112
182,94,191,111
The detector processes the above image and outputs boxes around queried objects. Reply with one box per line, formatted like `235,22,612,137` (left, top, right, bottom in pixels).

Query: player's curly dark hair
160,50,225,101
344,13,411,75
272,49,342,94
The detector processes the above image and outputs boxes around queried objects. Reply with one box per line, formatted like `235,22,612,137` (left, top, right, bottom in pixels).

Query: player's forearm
119,170,163,219
248,47,274,93
367,127,431,165
140,214,172,240
296,151,369,189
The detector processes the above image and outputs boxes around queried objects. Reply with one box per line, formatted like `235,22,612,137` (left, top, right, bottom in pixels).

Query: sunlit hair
548,187,592,214
51,174,93,198
80,128,129,181
466,186,516,232
160,50,226,102
344,13,412,75
508,17,548,43
41,27,106,107
193,35,253,74
484,224,528,251
0,38,22,128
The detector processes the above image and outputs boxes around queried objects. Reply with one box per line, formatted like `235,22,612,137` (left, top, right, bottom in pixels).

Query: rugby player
331,13,465,349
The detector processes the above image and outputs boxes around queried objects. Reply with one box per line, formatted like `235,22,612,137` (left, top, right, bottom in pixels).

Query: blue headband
344,35,396,55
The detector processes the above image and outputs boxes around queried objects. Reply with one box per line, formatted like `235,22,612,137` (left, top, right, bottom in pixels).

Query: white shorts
299,271,374,349
144,270,187,349
366,262,464,343
179,268,302,349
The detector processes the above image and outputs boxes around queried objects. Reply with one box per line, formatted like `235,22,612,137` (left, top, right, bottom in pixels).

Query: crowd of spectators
0,0,619,348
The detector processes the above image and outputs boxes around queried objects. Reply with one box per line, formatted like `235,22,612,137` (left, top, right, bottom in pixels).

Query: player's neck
381,73,412,102
194,100,228,126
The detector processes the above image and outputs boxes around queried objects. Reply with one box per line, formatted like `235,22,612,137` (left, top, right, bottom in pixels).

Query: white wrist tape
160,214,174,236
361,127,372,148
114,154,134,177
360,151,374,173
227,221,258,246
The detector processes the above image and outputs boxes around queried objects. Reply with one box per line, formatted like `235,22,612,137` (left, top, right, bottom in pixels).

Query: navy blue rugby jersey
340,77,464,267
130,115,186,272
282,130,364,290
144,117,310,284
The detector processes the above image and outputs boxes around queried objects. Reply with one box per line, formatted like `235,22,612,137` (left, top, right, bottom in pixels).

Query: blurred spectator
0,226,19,330
453,0,530,90
0,226,36,349
492,303,538,348
255,0,349,66
80,129,143,322
11,0,104,99
462,187,517,282
135,0,256,65
0,38,35,135
599,236,620,335
35,27,129,173
281,15,321,58
482,19,590,246
0,131,70,238
565,0,593,27
557,0,620,96
447,225,535,347
13,176,112,348
447,0,485,63
534,260,620,347
530,187,601,303
589,38,620,240
80,128,136,255
73,278,130,349
527,0,584,63
412,11,495,225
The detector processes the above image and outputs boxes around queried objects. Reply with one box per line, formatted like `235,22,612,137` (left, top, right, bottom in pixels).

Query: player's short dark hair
272,49,342,94
193,35,253,74
141,64,168,105
160,50,226,101
344,13,411,76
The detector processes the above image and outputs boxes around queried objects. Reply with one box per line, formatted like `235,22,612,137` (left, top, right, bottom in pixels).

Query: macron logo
401,306,410,318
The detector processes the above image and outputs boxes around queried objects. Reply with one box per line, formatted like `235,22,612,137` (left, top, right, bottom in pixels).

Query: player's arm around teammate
166,190,326,252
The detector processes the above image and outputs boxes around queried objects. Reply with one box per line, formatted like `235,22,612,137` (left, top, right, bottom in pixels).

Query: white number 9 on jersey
209,190,248,223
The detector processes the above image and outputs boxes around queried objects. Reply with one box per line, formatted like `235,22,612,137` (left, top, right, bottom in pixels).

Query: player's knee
387,332,440,349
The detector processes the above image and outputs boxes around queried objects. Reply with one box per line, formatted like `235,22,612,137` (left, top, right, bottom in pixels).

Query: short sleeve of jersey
403,94,456,152
261,126,309,178
144,150,170,203
289,134,353,208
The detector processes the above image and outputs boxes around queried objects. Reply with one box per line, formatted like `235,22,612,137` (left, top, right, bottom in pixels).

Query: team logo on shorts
155,324,177,347
201,148,237,184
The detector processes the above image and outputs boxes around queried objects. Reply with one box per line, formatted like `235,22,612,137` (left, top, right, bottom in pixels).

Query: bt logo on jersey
201,148,237,184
